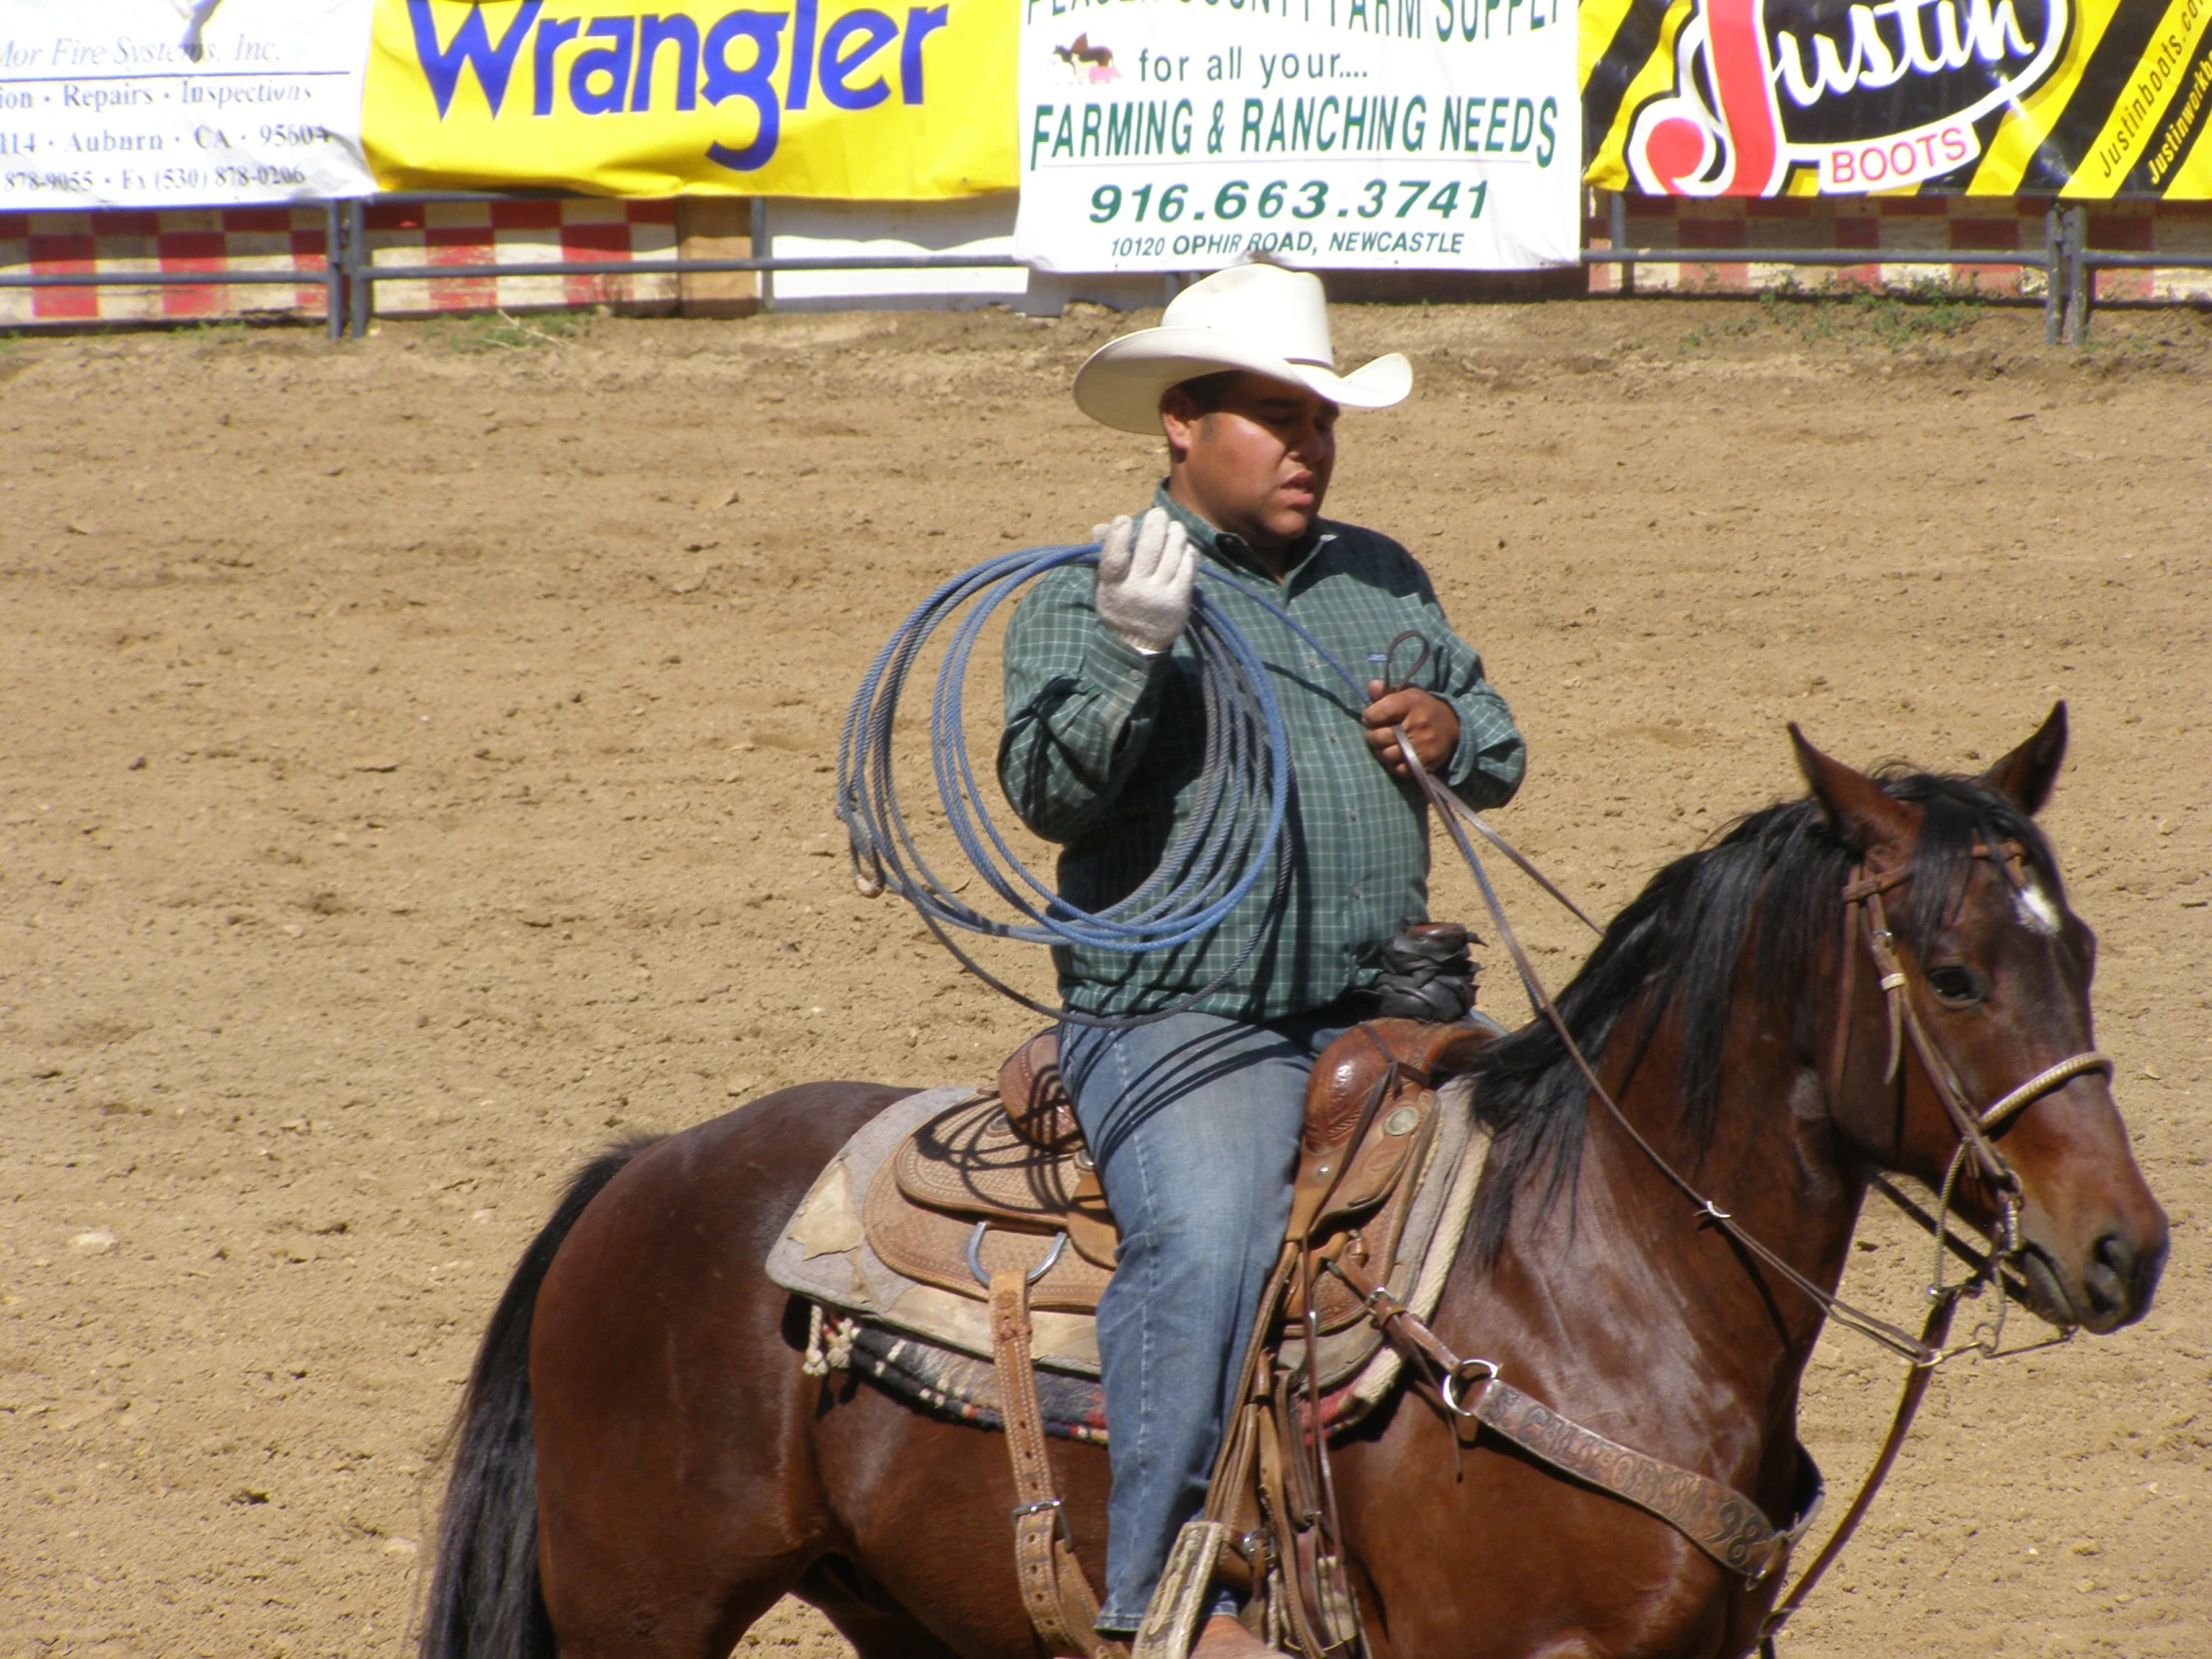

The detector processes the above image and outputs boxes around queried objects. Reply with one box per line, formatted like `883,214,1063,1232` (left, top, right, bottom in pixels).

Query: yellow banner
1582,0,2212,197
364,0,1015,198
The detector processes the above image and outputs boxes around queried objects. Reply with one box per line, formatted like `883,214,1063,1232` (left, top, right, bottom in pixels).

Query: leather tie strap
1465,1378,1798,1581
1328,1258,1813,1583
1839,865,1910,903
988,1270,1117,1658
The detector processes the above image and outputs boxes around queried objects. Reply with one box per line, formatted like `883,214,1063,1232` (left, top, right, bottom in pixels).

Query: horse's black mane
1465,769,2061,1263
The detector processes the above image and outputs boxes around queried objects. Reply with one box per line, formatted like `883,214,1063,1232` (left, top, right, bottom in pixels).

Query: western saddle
857,1015,1501,1659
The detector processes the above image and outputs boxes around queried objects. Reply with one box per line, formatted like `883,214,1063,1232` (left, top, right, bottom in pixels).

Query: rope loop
835,542,1331,1026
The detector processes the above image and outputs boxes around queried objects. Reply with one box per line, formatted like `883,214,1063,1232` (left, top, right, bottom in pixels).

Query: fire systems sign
1583,0,2212,196
0,0,377,211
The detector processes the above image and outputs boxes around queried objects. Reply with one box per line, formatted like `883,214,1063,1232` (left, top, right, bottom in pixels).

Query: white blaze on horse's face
2014,878,2062,937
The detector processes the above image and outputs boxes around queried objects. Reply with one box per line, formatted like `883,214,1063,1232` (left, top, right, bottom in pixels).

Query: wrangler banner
1014,0,1582,273
1583,0,2212,196
362,0,1016,198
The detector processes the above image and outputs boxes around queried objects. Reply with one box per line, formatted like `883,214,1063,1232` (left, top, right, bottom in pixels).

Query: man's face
1161,372,1339,554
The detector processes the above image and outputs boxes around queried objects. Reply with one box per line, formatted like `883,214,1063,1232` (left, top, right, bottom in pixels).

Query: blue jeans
1057,1003,1358,1635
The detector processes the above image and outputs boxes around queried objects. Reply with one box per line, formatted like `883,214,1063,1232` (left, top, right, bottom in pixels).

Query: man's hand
1092,509,1195,656
1364,681,1458,779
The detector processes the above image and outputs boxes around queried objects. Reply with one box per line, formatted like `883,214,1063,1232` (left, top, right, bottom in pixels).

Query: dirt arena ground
3,290,2208,1659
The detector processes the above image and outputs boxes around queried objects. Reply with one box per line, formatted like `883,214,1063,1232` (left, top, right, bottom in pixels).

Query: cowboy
998,264,1525,1655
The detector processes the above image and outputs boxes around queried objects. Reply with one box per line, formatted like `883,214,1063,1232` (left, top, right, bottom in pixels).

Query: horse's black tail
419,1138,663,1659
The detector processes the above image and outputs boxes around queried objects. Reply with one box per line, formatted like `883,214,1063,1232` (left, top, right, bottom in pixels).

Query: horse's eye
1926,964,1983,1005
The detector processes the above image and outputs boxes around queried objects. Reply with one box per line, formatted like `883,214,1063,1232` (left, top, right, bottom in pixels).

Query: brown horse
420,708,2165,1659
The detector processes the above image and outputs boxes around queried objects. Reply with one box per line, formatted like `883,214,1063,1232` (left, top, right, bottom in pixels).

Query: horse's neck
1480,1007,1863,1481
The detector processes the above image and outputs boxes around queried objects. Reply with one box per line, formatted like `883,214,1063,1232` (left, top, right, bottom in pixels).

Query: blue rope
835,540,1369,1026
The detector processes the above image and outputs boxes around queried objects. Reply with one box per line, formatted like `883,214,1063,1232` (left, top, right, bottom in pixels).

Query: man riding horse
997,263,1527,1655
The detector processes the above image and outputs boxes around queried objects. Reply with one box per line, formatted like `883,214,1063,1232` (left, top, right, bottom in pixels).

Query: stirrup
1131,1520,1228,1659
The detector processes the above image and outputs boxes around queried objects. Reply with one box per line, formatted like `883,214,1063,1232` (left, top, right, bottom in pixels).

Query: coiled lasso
834,540,1594,1028
834,540,1324,1027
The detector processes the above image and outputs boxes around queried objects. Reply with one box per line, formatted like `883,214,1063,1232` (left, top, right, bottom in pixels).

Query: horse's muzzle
2017,1206,2169,1335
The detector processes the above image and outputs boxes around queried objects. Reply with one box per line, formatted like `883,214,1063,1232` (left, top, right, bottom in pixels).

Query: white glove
1092,508,1195,656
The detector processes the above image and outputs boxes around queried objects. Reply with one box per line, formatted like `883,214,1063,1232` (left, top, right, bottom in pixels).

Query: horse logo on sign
1623,0,2071,194
1053,34,1121,85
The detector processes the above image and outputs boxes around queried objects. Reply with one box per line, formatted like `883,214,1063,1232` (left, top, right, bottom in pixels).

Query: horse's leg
528,1086,913,1659
803,1364,1114,1658
796,1555,966,1659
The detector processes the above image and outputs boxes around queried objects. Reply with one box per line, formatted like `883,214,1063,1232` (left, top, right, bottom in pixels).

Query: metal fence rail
2065,198,2212,341
0,202,352,340
1584,199,2074,342
332,194,1023,335
0,195,2198,345
1587,202,2212,345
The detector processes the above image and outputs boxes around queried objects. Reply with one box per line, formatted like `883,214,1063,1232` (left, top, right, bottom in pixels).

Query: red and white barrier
0,208,334,327
357,199,678,317
1585,196,2212,303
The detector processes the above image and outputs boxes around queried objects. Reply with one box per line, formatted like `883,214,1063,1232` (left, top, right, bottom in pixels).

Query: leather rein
1382,715,2109,1646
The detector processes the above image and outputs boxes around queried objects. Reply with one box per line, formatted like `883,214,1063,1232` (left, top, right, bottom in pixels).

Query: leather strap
989,1270,1117,1658
1465,1378,1795,1580
1329,1259,1810,1583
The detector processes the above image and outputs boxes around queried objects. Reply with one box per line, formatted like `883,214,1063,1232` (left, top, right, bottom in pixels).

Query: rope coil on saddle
1372,922,1479,1022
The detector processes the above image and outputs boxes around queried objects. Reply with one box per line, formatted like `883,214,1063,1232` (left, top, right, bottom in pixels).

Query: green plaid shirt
998,488,1524,1020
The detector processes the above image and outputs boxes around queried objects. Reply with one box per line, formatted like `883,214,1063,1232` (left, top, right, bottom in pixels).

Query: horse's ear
1977,702,2066,817
1790,724,1919,856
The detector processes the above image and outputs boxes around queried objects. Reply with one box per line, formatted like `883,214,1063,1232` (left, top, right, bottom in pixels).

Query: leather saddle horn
998,1030,1082,1153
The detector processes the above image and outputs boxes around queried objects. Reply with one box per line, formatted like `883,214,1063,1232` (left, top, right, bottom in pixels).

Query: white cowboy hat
1073,264,1412,435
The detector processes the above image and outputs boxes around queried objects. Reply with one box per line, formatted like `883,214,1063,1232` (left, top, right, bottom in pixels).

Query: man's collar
1151,484,1329,585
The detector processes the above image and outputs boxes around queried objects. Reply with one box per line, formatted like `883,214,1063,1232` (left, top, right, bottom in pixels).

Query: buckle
1439,1359,1499,1417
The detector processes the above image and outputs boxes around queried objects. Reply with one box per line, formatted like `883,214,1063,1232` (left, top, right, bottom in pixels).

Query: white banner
1013,0,1580,273
0,0,375,212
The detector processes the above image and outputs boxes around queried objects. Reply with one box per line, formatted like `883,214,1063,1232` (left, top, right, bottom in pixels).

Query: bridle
1387,728,2113,1649
1836,850,2112,1346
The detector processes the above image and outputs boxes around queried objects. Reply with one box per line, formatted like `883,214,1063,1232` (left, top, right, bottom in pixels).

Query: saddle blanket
766,1080,1491,1442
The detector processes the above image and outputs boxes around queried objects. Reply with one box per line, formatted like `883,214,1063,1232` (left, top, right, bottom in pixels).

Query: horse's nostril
2086,1233,2134,1314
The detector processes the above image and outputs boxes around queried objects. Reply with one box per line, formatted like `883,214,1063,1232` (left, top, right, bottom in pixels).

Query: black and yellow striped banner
1582,0,2212,196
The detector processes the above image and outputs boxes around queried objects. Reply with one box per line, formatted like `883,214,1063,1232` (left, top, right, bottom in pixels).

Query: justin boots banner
1583,0,2212,196
363,0,1016,197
